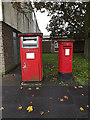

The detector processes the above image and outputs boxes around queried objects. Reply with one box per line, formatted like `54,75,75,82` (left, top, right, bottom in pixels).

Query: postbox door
21,49,40,81
64,47,72,73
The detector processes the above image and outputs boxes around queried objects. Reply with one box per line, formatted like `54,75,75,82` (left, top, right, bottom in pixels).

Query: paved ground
2,66,89,119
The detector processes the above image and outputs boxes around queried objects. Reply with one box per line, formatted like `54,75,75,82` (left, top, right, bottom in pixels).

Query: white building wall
3,3,17,29
17,12,24,32
2,2,41,33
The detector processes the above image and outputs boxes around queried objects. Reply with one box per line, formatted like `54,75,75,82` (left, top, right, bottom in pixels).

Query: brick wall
0,21,2,74
0,21,5,74
2,22,20,73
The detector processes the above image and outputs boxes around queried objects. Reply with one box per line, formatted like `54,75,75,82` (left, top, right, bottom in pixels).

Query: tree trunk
84,2,90,59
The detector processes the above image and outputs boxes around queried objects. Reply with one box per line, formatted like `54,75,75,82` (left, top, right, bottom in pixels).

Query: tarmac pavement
2,66,89,119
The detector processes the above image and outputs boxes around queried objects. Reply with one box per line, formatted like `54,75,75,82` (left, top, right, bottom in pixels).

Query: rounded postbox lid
19,33,43,37
57,38,75,42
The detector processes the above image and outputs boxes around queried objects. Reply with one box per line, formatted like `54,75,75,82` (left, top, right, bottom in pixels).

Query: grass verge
42,53,88,86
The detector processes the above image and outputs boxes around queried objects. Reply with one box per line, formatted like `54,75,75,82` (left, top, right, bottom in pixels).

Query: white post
0,0,3,21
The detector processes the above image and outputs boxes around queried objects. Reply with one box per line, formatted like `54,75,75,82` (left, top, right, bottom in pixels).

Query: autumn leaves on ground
1,86,89,117
42,53,88,86
1,53,89,118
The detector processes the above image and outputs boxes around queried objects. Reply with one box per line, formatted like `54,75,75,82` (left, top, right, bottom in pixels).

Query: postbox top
19,33,43,37
57,38,75,42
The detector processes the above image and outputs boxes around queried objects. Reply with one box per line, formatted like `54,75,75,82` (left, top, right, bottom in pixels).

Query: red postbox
58,39,74,79
19,33,43,82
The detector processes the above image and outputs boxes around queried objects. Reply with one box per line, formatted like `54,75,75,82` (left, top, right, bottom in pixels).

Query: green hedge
73,40,85,53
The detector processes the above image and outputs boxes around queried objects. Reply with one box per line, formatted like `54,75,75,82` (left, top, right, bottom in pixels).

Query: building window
54,40,59,52
54,41,59,48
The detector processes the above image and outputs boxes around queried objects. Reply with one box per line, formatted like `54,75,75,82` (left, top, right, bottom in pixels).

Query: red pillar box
19,33,43,82
58,39,75,80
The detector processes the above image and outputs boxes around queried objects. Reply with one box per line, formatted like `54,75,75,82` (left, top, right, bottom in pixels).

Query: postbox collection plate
65,49,70,56
26,53,35,59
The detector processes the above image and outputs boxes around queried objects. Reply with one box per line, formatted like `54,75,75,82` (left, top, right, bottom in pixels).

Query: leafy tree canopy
11,2,89,39
34,2,87,39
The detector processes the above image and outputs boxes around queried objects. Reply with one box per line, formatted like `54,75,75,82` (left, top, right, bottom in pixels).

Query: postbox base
21,81,42,86
58,72,72,82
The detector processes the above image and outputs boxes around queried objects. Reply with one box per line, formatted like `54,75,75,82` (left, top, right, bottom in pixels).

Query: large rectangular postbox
19,33,43,82
58,39,74,75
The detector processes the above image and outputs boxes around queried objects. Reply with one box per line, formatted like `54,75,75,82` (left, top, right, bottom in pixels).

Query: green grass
72,53,88,85
42,53,88,85
42,53,58,81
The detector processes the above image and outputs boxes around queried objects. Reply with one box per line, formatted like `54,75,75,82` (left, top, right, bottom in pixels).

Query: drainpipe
34,12,37,32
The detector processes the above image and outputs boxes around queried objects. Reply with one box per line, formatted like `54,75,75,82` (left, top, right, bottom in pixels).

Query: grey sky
35,11,51,35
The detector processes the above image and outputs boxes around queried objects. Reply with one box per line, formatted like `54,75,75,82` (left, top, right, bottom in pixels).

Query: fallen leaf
48,110,50,112
66,90,70,92
80,107,84,111
17,106,23,110
40,111,44,115
49,97,52,100
64,96,69,99
81,94,84,96
28,88,32,90
60,99,64,101
50,69,53,71
44,112,48,115
13,74,16,76
52,80,55,82
0,107,4,110
87,105,89,108
30,101,32,104
27,106,33,112
36,87,39,90
78,86,83,88
20,87,23,89
74,86,77,89
32,94,34,97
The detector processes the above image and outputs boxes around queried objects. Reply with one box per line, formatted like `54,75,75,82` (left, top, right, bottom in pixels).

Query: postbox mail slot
26,53,35,59
21,37,38,48
63,46,71,49
23,41,37,45
63,46,71,47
